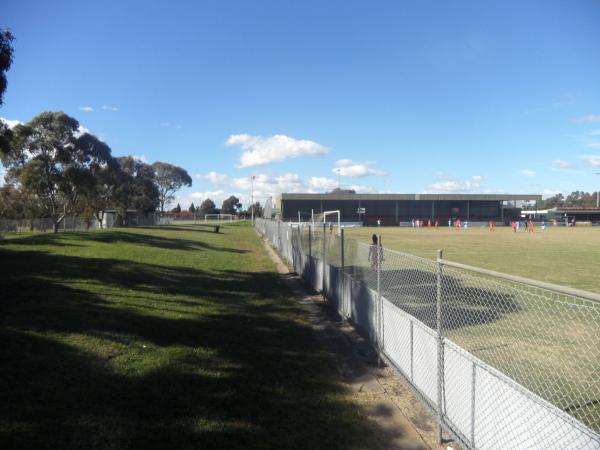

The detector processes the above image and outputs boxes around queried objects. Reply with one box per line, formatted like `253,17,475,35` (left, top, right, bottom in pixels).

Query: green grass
346,226,600,293
345,225,600,431
0,223,389,450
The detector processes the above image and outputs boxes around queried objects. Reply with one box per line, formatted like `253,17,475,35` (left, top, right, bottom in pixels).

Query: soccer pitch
341,225,600,431
344,226,600,293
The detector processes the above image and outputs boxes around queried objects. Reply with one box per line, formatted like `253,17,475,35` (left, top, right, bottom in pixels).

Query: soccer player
528,220,534,233
512,221,517,232
435,219,439,229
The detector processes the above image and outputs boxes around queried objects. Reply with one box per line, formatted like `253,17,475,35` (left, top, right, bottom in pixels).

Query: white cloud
347,184,380,194
548,160,576,169
189,170,380,208
101,105,119,111
307,176,338,190
574,114,600,123
226,133,330,167
79,106,94,112
132,154,147,163
0,117,22,129
160,121,182,129
197,171,229,185
428,180,479,192
520,169,536,177
542,189,562,198
578,155,600,167
426,173,485,193
74,125,91,138
332,159,385,178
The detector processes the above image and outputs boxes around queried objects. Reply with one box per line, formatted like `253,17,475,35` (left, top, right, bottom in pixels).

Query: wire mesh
254,219,600,449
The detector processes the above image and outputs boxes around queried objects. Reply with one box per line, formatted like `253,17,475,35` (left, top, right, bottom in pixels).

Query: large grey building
280,193,542,225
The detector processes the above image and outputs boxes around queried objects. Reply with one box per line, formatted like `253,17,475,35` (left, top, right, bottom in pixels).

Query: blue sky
1,0,600,208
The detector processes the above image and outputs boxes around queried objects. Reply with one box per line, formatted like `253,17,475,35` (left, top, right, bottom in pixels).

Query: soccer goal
313,210,341,234
204,214,234,222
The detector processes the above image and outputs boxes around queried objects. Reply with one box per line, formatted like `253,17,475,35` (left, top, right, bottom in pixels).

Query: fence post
471,361,476,448
308,225,312,285
340,227,345,319
277,219,281,250
322,223,326,295
377,234,383,366
436,248,444,444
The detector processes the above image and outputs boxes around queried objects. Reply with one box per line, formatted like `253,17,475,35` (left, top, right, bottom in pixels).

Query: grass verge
1,223,390,449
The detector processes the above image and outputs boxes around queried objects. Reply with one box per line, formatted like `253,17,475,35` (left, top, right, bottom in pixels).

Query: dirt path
260,236,458,450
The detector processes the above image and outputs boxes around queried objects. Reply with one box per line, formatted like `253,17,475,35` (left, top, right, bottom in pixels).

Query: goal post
204,214,234,222
313,210,341,235
296,210,313,225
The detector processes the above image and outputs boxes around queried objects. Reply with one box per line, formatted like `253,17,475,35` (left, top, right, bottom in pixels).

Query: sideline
259,233,458,450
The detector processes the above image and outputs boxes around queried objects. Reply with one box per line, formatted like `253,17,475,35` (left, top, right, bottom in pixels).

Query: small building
101,210,159,228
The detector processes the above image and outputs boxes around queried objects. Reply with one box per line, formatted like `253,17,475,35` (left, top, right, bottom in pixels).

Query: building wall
282,199,504,224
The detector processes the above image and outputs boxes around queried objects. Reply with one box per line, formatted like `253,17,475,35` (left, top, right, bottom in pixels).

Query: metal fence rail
0,214,173,235
255,218,600,450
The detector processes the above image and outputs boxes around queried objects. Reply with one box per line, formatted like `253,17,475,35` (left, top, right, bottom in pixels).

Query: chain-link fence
255,218,600,450
0,213,173,235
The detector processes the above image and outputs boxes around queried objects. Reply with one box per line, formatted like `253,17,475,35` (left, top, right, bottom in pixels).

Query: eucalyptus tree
0,28,14,107
1,111,113,232
151,161,192,212
198,198,216,216
113,156,160,224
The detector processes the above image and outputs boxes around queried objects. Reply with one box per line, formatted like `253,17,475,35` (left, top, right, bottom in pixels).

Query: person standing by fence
368,234,384,272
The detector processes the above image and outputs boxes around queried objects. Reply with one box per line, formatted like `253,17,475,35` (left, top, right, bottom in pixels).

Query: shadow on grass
343,266,520,331
0,245,399,449
136,224,219,233
0,230,248,254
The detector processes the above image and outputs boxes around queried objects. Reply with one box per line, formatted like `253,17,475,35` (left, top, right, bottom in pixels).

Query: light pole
335,168,341,190
596,173,600,208
250,175,256,225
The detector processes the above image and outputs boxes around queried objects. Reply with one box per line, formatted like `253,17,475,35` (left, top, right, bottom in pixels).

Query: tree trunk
54,213,66,234
95,212,104,229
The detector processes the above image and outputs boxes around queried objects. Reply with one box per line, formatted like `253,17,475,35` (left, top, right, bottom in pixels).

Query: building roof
555,206,600,213
281,193,542,201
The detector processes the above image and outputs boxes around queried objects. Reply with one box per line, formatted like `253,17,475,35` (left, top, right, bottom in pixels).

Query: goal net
313,210,341,234
204,214,234,222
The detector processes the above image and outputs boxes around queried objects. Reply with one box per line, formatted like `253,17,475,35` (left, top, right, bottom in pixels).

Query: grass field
343,225,600,430
0,223,390,449
345,225,600,293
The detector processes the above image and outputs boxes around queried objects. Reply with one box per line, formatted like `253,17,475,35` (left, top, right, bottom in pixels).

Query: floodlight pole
596,173,600,208
251,175,256,225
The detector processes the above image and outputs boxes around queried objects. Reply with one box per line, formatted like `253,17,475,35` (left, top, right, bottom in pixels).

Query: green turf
345,226,600,293
344,225,600,431
0,223,388,450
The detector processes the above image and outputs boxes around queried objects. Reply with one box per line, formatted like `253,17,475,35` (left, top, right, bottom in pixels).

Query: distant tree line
170,196,263,218
524,191,600,209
